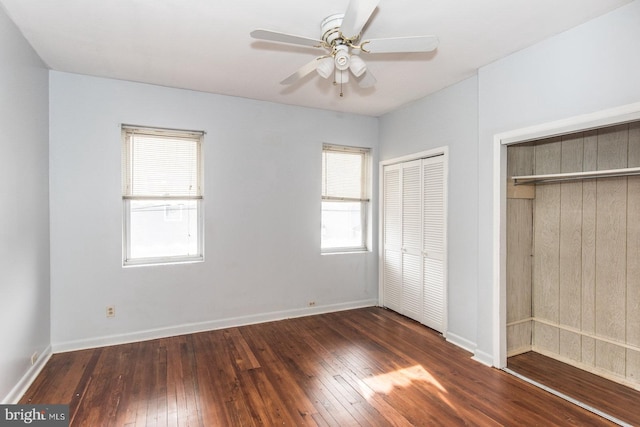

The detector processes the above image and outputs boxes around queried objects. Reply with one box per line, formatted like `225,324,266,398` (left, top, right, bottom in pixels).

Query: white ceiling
1,0,632,116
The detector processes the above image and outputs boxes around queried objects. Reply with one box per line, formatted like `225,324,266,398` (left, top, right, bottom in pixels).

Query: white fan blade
340,0,380,40
281,58,322,85
362,35,439,53
355,69,376,88
251,29,323,48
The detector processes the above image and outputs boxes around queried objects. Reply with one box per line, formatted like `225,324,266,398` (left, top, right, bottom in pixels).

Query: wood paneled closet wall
506,121,640,390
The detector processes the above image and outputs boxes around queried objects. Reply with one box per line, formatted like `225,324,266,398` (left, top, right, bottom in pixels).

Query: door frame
492,101,640,368
379,146,449,334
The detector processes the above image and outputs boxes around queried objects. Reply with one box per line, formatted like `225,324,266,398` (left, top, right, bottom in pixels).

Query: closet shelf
512,166,640,185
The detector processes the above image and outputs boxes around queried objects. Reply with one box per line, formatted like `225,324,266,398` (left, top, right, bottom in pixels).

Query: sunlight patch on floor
359,365,454,408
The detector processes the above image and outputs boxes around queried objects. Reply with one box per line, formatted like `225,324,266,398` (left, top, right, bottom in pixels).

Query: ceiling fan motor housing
321,13,347,46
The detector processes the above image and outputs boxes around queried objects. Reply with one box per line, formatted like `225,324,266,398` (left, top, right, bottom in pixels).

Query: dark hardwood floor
508,351,640,426
21,307,616,426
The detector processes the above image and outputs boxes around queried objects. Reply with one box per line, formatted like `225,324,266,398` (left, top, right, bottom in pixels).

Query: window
122,125,204,266
321,144,370,252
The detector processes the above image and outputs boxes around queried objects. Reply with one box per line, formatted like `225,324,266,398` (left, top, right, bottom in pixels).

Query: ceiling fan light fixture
349,55,367,77
316,56,335,79
334,45,350,71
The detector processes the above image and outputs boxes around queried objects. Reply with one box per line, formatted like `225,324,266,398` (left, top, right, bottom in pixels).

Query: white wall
0,7,50,402
379,76,479,351
379,0,640,364
476,0,640,362
49,72,379,350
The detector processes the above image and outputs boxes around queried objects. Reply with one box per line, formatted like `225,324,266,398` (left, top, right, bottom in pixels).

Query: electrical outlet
308,301,316,307
106,305,115,318
30,351,38,365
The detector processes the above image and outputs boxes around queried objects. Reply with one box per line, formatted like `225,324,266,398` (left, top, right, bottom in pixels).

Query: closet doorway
379,148,448,334
501,116,640,424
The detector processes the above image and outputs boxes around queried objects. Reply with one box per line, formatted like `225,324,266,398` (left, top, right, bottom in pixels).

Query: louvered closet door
422,155,445,333
382,154,446,333
382,164,402,313
401,160,424,322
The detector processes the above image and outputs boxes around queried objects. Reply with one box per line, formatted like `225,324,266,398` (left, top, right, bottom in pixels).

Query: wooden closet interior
506,120,640,392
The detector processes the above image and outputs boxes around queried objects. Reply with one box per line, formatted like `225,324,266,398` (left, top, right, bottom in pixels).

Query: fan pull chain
333,70,344,97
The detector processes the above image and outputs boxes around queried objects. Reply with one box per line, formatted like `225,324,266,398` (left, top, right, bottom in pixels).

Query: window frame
121,125,204,267
321,143,371,254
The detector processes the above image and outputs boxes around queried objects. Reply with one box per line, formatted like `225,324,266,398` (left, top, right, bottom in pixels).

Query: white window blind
322,145,369,202
122,127,202,199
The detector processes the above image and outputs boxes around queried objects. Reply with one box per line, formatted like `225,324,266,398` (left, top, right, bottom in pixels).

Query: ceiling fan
250,0,439,96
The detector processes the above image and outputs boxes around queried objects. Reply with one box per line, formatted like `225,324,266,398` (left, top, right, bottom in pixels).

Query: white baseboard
445,332,476,354
52,299,378,353
446,333,496,368
2,345,52,404
472,349,494,367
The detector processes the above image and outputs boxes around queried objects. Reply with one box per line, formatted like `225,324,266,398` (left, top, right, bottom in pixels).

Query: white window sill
321,249,369,256
123,256,204,268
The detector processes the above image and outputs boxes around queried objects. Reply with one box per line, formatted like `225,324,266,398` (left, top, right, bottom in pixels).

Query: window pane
129,199,199,259
321,201,363,249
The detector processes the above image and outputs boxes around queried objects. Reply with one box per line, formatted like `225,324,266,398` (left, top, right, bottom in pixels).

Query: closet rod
512,166,640,185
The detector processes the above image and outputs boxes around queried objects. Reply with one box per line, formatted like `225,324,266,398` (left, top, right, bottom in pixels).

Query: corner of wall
471,349,494,367
2,346,53,404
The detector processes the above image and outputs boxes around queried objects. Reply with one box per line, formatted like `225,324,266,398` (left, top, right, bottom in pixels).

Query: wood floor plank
253,323,325,425
65,347,104,426
265,321,363,426
20,308,618,426
290,316,412,426
106,343,138,427
308,316,451,426
274,316,385,426
238,324,318,426
161,338,180,427
364,309,607,426
178,336,204,426
508,351,640,426
323,311,504,426
223,328,261,371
